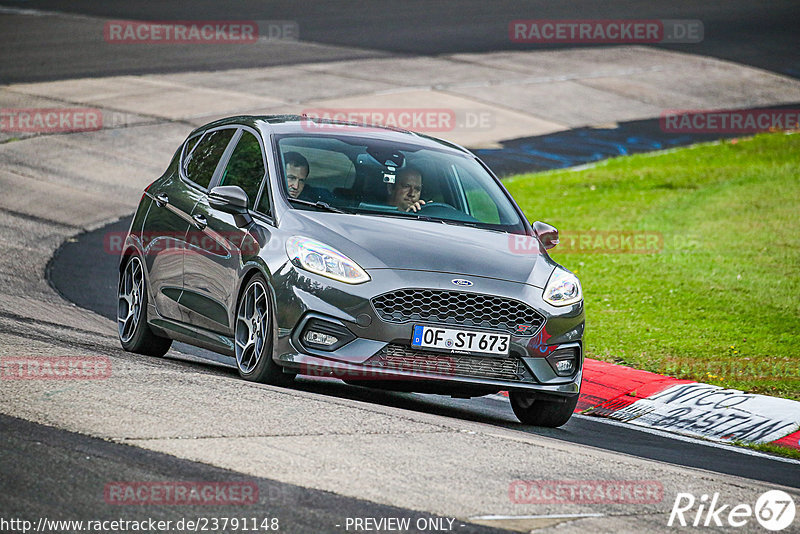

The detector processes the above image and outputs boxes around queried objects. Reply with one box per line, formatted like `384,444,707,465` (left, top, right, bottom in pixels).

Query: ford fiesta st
117,115,584,427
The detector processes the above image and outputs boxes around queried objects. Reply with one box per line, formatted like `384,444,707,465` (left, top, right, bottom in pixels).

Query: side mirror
209,185,249,210
209,185,252,228
533,221,559,250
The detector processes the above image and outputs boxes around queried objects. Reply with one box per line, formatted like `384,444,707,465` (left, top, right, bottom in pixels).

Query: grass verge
505,132,800,401
735,441,800,461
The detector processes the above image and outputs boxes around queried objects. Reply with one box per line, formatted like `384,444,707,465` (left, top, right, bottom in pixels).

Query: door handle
154,192,169,207
192,213,207,230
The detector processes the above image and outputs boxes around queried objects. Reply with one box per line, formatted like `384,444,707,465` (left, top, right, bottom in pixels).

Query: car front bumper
271,266,584,397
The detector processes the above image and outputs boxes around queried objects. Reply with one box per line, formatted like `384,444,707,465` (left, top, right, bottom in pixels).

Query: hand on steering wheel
405,199,435,212
409,201,456,213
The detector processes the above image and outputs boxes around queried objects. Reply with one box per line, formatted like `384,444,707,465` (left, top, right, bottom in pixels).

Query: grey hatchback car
117,115,584,427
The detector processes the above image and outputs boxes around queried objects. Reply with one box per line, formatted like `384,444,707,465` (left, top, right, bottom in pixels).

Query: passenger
284,151,333,203
387,167,430,212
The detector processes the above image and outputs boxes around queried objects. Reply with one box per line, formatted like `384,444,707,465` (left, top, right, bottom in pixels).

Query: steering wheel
416,201,458,213
415,201,482,223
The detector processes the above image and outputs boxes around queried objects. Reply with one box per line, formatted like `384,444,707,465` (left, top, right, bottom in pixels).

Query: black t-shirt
298,184,334,203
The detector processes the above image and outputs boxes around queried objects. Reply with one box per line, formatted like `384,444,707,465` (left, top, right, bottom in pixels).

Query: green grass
739,441,800,460
504,132,800,401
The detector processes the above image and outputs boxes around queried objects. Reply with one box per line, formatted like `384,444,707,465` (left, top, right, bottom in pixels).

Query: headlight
543,268,582,306
286,236,370,284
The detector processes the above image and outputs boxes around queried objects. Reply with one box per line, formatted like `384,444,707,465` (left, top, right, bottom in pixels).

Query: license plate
411,325,510,356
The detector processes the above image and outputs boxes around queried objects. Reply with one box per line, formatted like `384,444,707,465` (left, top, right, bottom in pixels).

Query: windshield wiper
356,209,494,230
439,219,480,228
356,209,444,224
287,197,349,214
404,213,444,223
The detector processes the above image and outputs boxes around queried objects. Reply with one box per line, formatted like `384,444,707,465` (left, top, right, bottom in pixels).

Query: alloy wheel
118,256,144,343
235,280,270,374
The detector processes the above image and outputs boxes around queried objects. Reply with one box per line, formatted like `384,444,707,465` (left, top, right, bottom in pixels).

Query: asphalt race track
1,1,799,82
3,2,800,533
0,414,507,534
49,189,800,492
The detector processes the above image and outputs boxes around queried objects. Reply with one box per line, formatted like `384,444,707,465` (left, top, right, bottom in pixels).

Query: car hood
285,212,556,288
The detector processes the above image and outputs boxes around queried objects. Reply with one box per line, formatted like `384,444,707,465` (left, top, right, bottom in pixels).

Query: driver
387,167,431,212
285,151,333,203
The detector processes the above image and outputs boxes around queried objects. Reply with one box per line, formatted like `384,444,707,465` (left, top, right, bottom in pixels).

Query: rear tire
509,391,578,427
234,275,295,386
117,255,172,357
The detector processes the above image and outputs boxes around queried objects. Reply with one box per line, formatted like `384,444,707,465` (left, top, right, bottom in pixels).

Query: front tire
234,275,295,386
509,391,578,427
117,255,172,356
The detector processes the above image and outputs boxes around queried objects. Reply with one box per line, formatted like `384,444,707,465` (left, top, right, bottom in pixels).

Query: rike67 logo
668,490,796,531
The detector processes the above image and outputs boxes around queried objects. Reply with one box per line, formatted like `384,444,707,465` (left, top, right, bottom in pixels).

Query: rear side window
185,133,202,156
218,131,266,210
184,128,236,189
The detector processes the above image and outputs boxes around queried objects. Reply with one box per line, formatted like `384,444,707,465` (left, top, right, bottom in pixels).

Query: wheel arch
119,245,139,273
118,242,158,323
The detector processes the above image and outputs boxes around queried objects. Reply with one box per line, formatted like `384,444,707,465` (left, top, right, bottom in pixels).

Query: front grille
371,289,544,335
368,344,524,381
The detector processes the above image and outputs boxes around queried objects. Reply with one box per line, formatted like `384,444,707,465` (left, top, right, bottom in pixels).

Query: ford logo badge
451,279,473,287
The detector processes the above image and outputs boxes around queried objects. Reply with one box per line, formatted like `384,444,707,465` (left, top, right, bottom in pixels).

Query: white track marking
484,394,800,465
469,513,604,520
573,414,800,466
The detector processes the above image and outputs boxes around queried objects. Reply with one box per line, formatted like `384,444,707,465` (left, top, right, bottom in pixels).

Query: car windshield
274,134,525,233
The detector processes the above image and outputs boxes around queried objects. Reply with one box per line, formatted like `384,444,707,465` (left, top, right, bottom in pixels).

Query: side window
185,133,202,156
218,131,266,210
455,164,501,224
256,182,272,216
184,128,236,189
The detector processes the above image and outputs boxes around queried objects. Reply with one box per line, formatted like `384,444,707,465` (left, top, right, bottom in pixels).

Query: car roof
195,114,471,156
